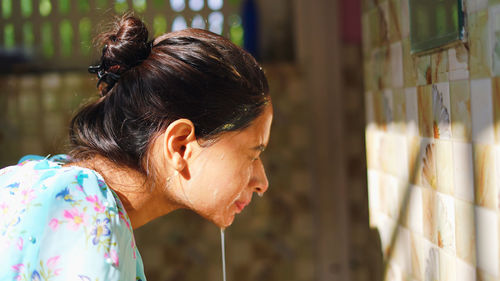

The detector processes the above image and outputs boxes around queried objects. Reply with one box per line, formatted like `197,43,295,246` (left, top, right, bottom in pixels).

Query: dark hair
69,15,270,173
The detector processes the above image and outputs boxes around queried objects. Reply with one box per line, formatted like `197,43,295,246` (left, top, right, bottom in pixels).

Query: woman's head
69,15,272,227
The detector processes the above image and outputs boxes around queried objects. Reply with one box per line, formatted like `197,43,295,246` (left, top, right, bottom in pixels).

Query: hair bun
97,15,151,72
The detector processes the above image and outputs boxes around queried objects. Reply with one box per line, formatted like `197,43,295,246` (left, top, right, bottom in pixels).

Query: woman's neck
65,156,181,229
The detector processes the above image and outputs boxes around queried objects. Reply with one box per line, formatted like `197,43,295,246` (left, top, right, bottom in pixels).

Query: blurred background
0,0,381,281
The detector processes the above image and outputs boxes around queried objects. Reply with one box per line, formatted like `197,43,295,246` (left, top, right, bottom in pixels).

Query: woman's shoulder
0,155,111,202
0,155,141,280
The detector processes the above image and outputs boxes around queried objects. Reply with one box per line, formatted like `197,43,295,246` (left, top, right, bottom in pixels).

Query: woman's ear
163,119,197,172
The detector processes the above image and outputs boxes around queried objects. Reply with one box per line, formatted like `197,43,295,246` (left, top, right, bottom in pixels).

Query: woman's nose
253,160,269,194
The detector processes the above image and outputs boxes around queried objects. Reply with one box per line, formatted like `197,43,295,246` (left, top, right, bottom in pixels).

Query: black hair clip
88,63,121,92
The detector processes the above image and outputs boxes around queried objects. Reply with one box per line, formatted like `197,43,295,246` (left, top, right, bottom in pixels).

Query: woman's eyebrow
251,144,266,152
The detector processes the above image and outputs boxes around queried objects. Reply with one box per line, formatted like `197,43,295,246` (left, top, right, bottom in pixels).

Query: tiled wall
363,0,500,280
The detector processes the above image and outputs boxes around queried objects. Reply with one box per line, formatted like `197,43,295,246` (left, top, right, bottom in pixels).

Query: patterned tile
473,144,498,209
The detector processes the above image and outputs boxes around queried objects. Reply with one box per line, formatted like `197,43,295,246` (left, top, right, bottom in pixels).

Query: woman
0,15,272,280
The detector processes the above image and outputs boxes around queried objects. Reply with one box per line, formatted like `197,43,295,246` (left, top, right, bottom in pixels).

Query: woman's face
181,105,273,227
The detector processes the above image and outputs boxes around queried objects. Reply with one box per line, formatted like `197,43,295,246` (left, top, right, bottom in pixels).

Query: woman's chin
211,213,235,229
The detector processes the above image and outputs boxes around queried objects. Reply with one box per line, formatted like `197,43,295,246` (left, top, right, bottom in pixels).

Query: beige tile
471,78,495,144
403,38,417,87
435,140,454,195
373,90,388,131
466,0,489,13
422,188,438,244
383,89,395,132
449,44,469,72
405,87,419,136
410,233,424,280
450,79,472,141
391,42,404,88
469,10,492,79
416,55,432,86
400,0,409,39
473,144,498,209
491,77,500,143
365,129,380,170
393,88,406,133
418,85,434,138
476,268,497,281
407,136,421,185
488,5,500,76
388,0,402,43
455,199,477,265
431,50,449,83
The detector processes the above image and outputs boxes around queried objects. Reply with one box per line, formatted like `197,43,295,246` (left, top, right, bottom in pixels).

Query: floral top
0,155,146,281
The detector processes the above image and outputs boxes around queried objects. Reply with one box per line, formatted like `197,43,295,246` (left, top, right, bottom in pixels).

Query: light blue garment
0,156,146,281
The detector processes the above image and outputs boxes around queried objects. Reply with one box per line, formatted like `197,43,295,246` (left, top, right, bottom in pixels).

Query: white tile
391,42,404,88
439,249,456,281
367,170,380,213
471,78,495,144
405,87,419,137
408,185,423,235
378,214,397,258
475,206,499,276
394,226,412,275
387,262,403,281
495,146,500,210
384,174,400,219
456,257,476,281
393,134,409,180
452,142,475,202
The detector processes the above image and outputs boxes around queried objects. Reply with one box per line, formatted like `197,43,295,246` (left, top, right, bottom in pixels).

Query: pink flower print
85,195,105,213
49,218,59,231
11,263,24,272
63,207,86,230
16,237,23,251
118,210,131,230
131,240,136,259
0,202,8,215
104,249,119,267
47,256,62,276
20,188,36,204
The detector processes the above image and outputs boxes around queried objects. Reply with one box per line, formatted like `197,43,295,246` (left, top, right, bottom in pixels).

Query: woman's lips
234,201,249,213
